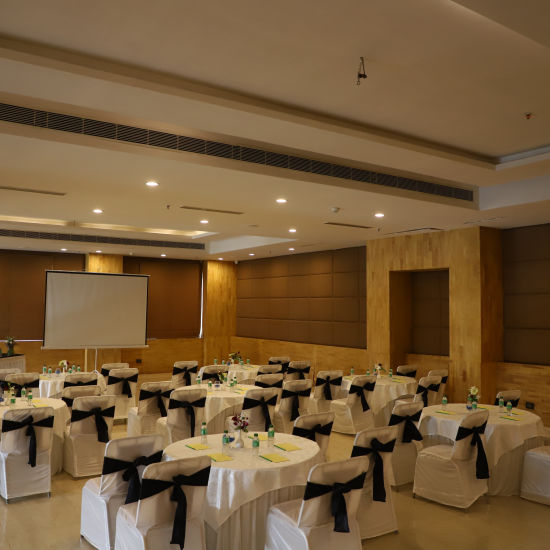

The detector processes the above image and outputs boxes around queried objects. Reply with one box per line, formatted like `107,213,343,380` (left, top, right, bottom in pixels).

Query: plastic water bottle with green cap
196,375,202,385
222,430,229,454
498,396,505,412
252,433,260,456
389,368,393,379
268,424,275,448
246,358,250,364
9,396,16,407
442,395,448,410
200,422,208,444
472,400,477,411
366,369,370,376
506,401,513,414
42,365,47,375
48,366,52,375
214,358,218,365
21,386,26,399
207,380,212,390
350,366,355,376
27,391,33,404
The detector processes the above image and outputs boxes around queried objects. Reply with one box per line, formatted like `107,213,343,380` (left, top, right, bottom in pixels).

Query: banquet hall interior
1,1,550,549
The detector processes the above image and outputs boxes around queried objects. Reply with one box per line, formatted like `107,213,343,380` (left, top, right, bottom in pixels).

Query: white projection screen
43,271,149,349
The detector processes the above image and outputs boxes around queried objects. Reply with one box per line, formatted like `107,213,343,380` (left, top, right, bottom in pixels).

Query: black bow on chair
139,388,172,417
64,378,97,388
62,396,75,408
349,381,376,412
242,394,278,431
102,450,164,503
269,360,290,372
8,379,40,397
415,383,440,407
255,379,283,389
400,370,417,378
292,421,333,442
493,397,519,407
2,414,54,467
172,365,198,386
351,438,396,502
200,370,220,381
440,375,448,384
456,421,490,479
71,406,115,443
286,365,310,379
281,388,311,421
389,410,423,443
107,373,138,397
100,368,110,377
139,466,211,550
303,472,366,532
168,396,206,437
315,376,343,401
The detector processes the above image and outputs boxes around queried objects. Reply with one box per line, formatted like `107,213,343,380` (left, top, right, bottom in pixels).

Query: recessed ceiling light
95,250,102,253
288,248,295,251
146,180,159,187
288,228,297,233
160,254,166,257
374,212,384,218
93,208,103,214
218,257,224,261
60,248,67,252
276,198,287,204
249,253,255,256
200,219,209,224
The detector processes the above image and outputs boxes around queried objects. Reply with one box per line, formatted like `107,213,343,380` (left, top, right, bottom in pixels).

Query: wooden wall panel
390,271,412,367
86,253,123,273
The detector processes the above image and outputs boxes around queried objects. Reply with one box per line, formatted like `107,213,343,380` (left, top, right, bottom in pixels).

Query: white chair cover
114,456,210,550
264,457,368,550
234,387,279,433
61,385,102,413
171,361,199,388
379,393,415,427
0,368,20,382
81,434,164,550
255,374,284,402
413,410,489,508
0,406,54,501
257,364,283,375
331,375,376,434
352,426,399,539
156,387,207,446
520,446,550,505
268,356,291,367
495,389,521,407
5,372,40,396
63,395,116,478
292,412,334,460
285,361,311,381
309,370,343,413
100,363,130,377
105,368,139,420
396,365,417,378
272,379,313,434
55,372,99,399
413,375,442,407
198,365,227,382
127,381,172,437
428,369,448,403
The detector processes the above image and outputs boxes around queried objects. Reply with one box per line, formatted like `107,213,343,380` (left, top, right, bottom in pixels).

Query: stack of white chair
257,364,283,375
351,425,399,539
292,412,335,460
264,457,369,550
64,395,116,478
272,379,312,434
285,361,311,381
171,361,199,388
396,365,417,379
413,375,442,408
494,389,521,407
254,373,284,401
80,434,164,550
127,381,172,437
61,385,102,413
114,456,211,550
238,387,279,432
330,374,376,434
156,387,206,446
105,368,139,420
4,372,40,396
309,370,343,414
521,446,550,505
413,410,490,508
428,369,448,403
0,406,55,502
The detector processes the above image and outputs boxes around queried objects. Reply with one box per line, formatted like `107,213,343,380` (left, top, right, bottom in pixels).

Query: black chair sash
168,396,206,437
172,365,198,386
351,438,396,502
139,388,172,417
2,414,54,467
269,360,290,372
64,379,97,388
102,450,163,504
286,365,310,379
71,406,115,443
389,410,423,443
8,379,40,397
242,395,278,431
107,373,138,397
456,421,489,479
100,368,110,377
440,376,448,384
315,376,343,401
140,465,211,549
255,379,283,389
292,421,333,442
400,370,417,378
349,381,376,412
303,472,366,533
415,383,440,407
493,397,519,407
281,388,311,421
200,371,220,381
62,396,74,408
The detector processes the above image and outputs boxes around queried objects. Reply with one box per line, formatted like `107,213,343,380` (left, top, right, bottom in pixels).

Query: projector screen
43,271,148,349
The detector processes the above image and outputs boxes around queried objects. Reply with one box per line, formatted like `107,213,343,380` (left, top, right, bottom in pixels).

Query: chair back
0,368,20,382
312,370,343,401
396,365,417,378
241,387,279,432
413,375,442,407
0,406,54,455
452,410,489,461
166,387,207,442
293,412,334,459
389,401,424,446
198,365,228,381
428,369,448,402
268,356,290,366
137,381,172,416
100,363,129,377
171,361,199,388
255,373,284,389
495,389,521,407
257,364,283,375
5,373,40,395
285,360,311,381
345,374,376,410
63,372,98,388
61,385,101,411
279,379,312,419
105,367,139,399
69,395,116,437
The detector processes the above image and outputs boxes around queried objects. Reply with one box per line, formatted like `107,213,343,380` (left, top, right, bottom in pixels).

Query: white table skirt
0,355,26,373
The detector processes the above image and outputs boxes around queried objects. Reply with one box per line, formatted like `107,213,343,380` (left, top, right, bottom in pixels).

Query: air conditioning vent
325,222,374,230
387,227,442,235
0,185,66,196
180,205,244,215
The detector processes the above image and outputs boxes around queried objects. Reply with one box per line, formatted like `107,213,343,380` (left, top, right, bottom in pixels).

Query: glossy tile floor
0,425,548,550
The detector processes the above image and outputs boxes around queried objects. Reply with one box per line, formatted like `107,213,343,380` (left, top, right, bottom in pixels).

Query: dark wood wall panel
503,224,550,365
236,247,366,348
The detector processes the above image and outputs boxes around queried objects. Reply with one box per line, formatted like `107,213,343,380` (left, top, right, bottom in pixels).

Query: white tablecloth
39,372,106,398
0,397,70,475
165,432,321,550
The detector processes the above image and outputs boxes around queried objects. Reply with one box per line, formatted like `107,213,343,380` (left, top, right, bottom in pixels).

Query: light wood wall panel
405,353,451,382
85,253,123,273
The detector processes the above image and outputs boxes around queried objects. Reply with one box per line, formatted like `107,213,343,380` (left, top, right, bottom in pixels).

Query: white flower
58,359,68,368
469,386,479,396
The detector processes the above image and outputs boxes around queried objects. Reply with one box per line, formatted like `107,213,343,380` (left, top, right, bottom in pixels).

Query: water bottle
389,368,393,379
268,424,275,448
48,367,52,375
442,395,448,410
472,400,477,411
506,401,513,414
222,430,229,454
498,397,505,412
9,395,16,407
246,358,250,364
27,391,33,404
366,369,370,376
350,367,355,376
77,365,81,372
42,365,47,375
200,422,208,444
222,360,226,366
196,375,202,385
207,380,213,390
252,433,260,456
214,358,218,365
21,386,27,399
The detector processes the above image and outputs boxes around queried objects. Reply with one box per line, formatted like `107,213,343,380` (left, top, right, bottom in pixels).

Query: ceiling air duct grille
325,222,374,230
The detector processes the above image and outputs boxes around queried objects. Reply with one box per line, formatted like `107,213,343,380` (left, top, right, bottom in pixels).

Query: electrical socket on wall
136,358,142,364
525,401,535,410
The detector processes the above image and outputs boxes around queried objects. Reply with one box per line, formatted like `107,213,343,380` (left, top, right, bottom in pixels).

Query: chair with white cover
0,406,54,501
264,456,368,550
379,394,415,428
198,365,227,382
413,410,490,508
127,381,172,437
520,446,550,505
388,401,424,486
268,356,291,369
64,395,116,478
237,387,279,433
308,370,343,414
64,372,99,389
171,361,199,388
0,368,20,389
114,455,211,550
396,365,417,379
255,374,284,401
100,363,130,377
285,361,311,381
61,385,102,413
272,379,312,434
4,372,40,397
351,425,399,539
428,369,448,404
105,368,139,420
257,364,283,375
494,389,521,407
292,412,334,460
80,434,164,550
330,375,376,434
413,375,442,408
156,387,207,446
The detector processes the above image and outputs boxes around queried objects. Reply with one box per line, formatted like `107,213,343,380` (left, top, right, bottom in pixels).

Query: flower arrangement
229,351,243,364
468,386,479,403
58,359,69,369
374,363,386,375
6,336,15,356
230,413,249,432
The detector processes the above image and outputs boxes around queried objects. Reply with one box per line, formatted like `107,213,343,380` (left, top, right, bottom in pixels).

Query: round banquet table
39,371,107,398
227,364,260,383
419,403,545,495
0,397,70,475
164,432,322,550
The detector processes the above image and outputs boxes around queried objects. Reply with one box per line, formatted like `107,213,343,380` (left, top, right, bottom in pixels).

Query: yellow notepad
186,443,210,451
32,400,49,408
437,410,455,415
207,453,234,462
260,453,289,463
248,433,268,441
501,416,520,422
274,442,301,452
476,406,489,410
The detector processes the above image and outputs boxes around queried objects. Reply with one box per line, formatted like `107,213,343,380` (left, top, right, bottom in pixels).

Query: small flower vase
234,430,244,449
7,343,14,357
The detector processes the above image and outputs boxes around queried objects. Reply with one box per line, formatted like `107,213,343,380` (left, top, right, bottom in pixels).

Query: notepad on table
436,410,455,415
208,453,234,462
274,442,301,452
32,400,49,408
186,443,210,451
500,415,520,422
260,453,289,463
248,433,268,441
